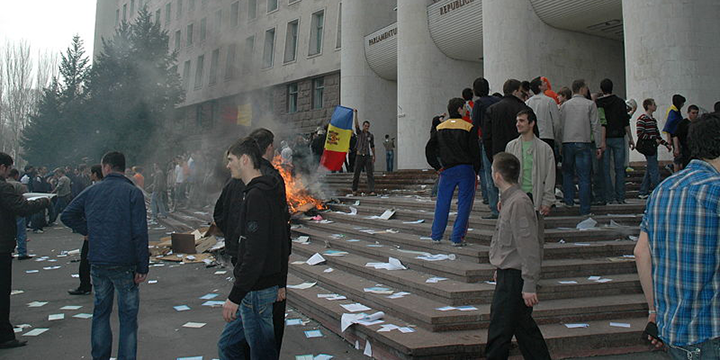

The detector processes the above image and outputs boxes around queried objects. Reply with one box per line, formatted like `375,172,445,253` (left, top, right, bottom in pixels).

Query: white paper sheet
565,323,590,329
287,282,317,290
22,328,49,336
363,340,372,357
182,322,206,328
340,303,371,313
609,322,631,328
576,217,597,230
306,253,326,266
60,305,82,310
48,314,64,321
378,209,395,220
426,277,448,283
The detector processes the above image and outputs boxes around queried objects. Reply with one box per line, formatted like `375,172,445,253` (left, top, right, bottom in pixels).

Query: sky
0,0,97,64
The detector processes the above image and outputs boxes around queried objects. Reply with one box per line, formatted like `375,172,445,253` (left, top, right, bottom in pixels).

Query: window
130,0,135,15
284,20,299,63
200,17,207,41
243,36,254,73
248,0,257,19
123,4,128,21
177,0,182,19
165,3,171,24
336,3,342,49
115,9,120,25
214,9,222,33
287,83,298,113
175,30,181,49
309,10,324,56
186,23,194,46
312,77,324,109
155,9,161,23
209,49,220,85
267,0,278,12
182,60,191,89
194,54,204,89
230,2,239,27
189,0,195,12
225,43,236,80
263,28,275,68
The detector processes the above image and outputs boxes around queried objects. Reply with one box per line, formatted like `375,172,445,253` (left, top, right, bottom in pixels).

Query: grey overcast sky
0,0,97,62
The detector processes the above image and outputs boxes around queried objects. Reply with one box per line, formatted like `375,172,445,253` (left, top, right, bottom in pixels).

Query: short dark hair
558,87,572,100
0,152,13,168
714,101,720,113
462,88,473,101
672,94,686,108
493,152,521,184
248,128,275,153
227,137,262,169
529,77,542,95
503,79,522,96
571,79,586,94
688,113,720,160
362,120,370,126
9,169,20,178
472,77,489,97
643,98,655,111
91,164,103,180
517,108,537,125
688,104,699,112
492,92,502,98
600,78,613,94
24,165,34,172
447,97,466,118
101,151,126,172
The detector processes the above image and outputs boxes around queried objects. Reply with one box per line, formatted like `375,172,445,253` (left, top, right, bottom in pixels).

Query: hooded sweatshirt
596,94,631,138
228,175,290,304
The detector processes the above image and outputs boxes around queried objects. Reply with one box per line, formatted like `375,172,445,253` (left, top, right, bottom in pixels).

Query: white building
95,0,720,170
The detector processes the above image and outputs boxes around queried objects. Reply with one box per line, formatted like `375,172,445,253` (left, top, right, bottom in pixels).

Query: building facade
95,0,720,170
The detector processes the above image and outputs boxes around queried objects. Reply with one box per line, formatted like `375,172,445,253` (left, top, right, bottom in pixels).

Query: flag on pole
320,106,354,171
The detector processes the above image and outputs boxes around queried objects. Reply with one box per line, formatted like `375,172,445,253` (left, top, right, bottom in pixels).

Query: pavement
5,225,367,360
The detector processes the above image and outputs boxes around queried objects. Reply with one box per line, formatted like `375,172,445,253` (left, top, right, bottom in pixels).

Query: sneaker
431,239,441,245
17,255,33,261
451,241,468,247
638,194,649,199
482,214,498,220
68,288,91,295
33,229,44,234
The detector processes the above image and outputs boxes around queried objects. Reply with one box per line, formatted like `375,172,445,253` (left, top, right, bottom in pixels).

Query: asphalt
5,225,367,360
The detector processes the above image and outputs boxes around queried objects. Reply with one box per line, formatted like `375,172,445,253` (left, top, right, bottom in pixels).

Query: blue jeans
218,285,279,360
50,195,70,224
639,154,659,196
15,217,27,256
150,192,168,219
603,137,627,202
562,143,593,215
386,150,394,172
91,265,139,360
591,142,606,204
482,146,499,216
667,337,720,360
431,165,476,243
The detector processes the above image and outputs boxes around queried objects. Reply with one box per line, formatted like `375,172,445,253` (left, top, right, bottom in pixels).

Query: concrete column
340,0,397,172
396,0,481,169
623,0,720,161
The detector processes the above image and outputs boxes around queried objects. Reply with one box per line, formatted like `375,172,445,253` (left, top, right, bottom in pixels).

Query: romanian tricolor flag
319,106,354,171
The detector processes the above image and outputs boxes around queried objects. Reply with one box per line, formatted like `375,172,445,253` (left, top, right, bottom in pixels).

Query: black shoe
68,288,91,295
482,214,499,220
17,255,32,261
0,339,27,349
482,200,489,205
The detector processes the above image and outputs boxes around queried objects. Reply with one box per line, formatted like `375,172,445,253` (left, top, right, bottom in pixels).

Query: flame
272,155,326,213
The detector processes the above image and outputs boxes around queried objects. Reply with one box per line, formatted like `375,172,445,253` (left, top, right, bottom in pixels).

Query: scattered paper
574,243,591,246
201,300,226,307
596,278,613,283
378,209,396,220
340,303,371,313
304,330,323,338
402,219,425,224
378,324,399,332
291,261,306,265
398,327,416,333
346,239,361,242
387,292,410,299
363,287,393,295
363,340,373,357
43,266,61,270
353,200,360,206
296,356,313,360
576,218,597,230
10,290,24,295
306,253,326,266
417,254,456,261
182,322,206,328
629,235,639,241
456,306,478,311
60,305,82,310
323,250,348,257
426,277,448,283
365,257,406,271
609,322,631,328
148,280,158,284
174,305,191,312
588,276,601,281
71,274,80,278
622,254,635,259
73,313,93,319
485,281,497,285
48,314,65,321
346,207,358,216
314,355,333,360
558,281,578,284
26,270,39,274
27,301,48,307
436,306,456,311
177,356,203,360
287,282,317,290
323,268,334,273
199,293,219,300
608,220,622,228
293,236,310,244
286,319,303,326
214,271,228,275
22,328,49,336
565,323,590,329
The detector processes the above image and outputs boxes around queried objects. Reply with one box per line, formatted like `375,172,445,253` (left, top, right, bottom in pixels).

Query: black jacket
425,118,482,174
596,94,630,138
471,95,500,137
483,95,530,158
228,175,290,304
0,178,48,253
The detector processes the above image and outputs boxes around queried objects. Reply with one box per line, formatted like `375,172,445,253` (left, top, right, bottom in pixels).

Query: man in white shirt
526,77,561,163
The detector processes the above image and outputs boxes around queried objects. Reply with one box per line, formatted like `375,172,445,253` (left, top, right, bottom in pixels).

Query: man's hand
223,299,239,323
522,292,539,307
646,313,664,349
497,202,502,212
277,287,286,302
372,156,376,164
492,270,497,282
596,149,603,159
134,273,148,284
539,205,551,216
353,109,358,114
673,149,680,157
629,140,635,150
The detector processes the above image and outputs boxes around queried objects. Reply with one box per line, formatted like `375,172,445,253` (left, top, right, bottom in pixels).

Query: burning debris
272,155,327,214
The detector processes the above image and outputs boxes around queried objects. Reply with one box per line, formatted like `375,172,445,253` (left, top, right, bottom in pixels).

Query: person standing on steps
383,134,395,172
351,109,376,196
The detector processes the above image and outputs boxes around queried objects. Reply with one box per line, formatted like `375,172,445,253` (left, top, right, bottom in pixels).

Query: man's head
557,87,572,104
462,88,473,101
688,112,720,162
54,168,65,177
520,81,531,101
492,152,520,188
472,77,490,97
447,97,467,118
687,105,699,121
132,166,142,174
248,128,275,160
90,164,103,182
600,78,613,95
8,169,20,181
571,79,587,96
362,120,370,132
529,77,543,95
643,98,656,113
516,109,537,135
502,79,522,98
714,101,720,113
672,94,686,109
24,165,34,175
101,151,126,176
226,137,262,180
0,152,13,179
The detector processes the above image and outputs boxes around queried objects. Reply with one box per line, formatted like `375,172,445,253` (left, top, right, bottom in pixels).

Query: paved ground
5,226,366,360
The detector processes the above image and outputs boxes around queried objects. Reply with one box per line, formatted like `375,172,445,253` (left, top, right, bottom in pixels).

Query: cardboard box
171,233,197,254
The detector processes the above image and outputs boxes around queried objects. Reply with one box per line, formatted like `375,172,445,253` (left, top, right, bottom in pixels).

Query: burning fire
272,155,326,213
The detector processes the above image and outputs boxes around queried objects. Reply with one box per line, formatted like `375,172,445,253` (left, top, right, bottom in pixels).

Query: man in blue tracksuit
426,98,482,246
62,151,149,360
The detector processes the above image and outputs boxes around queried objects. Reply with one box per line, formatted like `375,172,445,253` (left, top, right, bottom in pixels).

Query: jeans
591,142,606,204
91,265,140,360
562,143,593,215
218,286,279,360
667,337,720,360
50,195,70,224
604,137,627,202
482,146,499,216
150,191,168,219
78,240,91,290
639,154,659,196
386,150,394,172
0,253,15,343
431,165,476,243
485,268,551,359
352,154,375,192
15,217,27,256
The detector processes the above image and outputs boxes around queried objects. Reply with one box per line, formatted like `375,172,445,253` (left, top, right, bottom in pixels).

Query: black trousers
485,268,551,360
0,253,15,343
78,240,91,290
352,154,375,192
